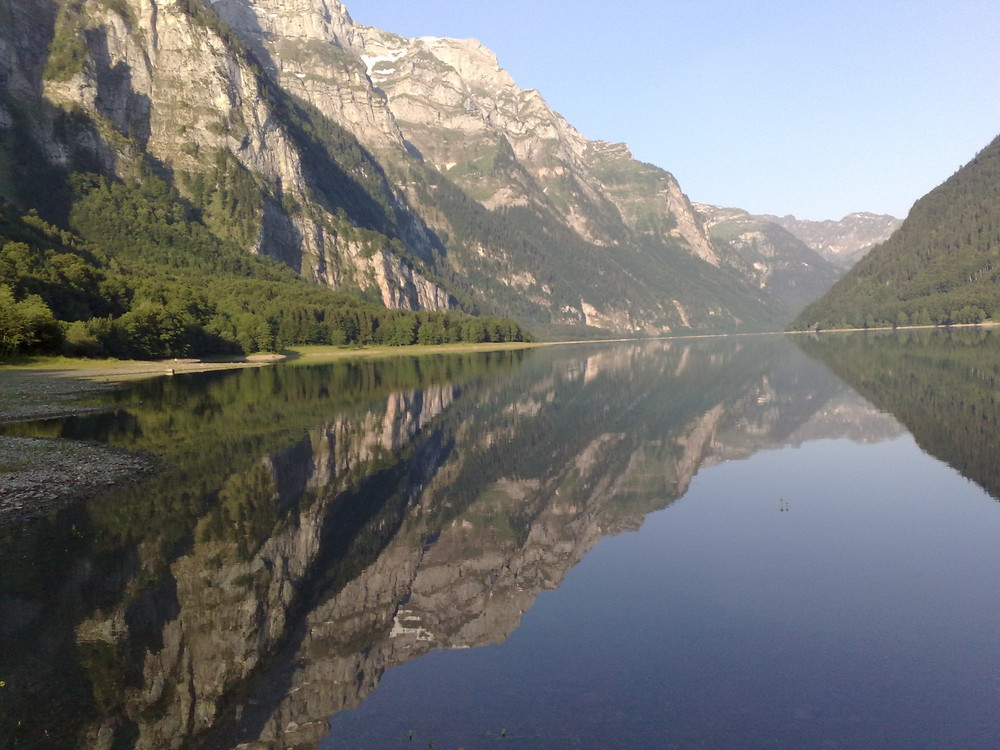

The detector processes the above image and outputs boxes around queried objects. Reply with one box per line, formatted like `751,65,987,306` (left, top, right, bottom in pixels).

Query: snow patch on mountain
361,48,407,80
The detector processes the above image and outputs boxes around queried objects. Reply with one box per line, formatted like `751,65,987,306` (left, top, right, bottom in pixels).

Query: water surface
1,332,998,750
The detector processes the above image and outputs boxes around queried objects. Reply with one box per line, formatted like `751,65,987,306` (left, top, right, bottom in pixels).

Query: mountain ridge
1,0,861,354
793,133,1000,330
760,211,902,268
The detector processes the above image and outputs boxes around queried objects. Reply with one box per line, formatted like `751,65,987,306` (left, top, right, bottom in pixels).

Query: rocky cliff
760,212,902,268
694,204,843,316
0,0,833,335
0,0,456,311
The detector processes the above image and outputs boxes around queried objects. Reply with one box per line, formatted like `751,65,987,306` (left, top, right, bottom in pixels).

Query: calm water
1,331,999,750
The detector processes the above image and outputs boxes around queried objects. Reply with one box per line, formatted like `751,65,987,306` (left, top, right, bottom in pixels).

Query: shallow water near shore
1,330,998,749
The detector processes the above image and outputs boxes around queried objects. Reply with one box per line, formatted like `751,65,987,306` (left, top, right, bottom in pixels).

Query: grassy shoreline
0,341,548,383
5,320,996,385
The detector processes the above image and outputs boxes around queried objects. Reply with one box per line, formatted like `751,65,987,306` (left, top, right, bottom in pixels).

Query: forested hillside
0,188,530,358
793,134,1000,330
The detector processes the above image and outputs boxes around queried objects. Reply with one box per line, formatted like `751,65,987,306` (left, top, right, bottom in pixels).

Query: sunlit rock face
759,212,903,268
204,0,746,332
694,204,845,316
0,0,823,334
2,0,451,310
213,0,717,256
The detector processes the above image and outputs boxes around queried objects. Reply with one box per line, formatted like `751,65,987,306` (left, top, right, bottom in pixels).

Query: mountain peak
0,0,849,338
760,212,902,268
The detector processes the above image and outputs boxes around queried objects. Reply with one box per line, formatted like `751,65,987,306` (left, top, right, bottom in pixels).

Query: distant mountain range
794,134,1000,330
0,0,902,350
760,212,901,268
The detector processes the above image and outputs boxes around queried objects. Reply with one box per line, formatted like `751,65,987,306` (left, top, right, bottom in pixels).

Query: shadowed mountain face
0,336,929,749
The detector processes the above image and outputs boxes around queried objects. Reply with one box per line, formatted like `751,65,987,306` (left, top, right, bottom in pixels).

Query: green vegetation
701,214,842,316
798,329,1000,501
182,150,264,250
9,0,785,365
43,1,89,82
2,0,534,361
0,285,61,356
793,134,1000,330
0,177,531,360
409,162,780,333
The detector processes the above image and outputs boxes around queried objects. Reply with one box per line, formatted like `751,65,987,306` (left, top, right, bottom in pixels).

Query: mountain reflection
797,328,1000,502
1,338,914,750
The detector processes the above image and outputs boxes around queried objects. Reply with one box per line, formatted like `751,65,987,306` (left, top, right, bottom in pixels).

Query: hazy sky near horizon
344,0,1000,221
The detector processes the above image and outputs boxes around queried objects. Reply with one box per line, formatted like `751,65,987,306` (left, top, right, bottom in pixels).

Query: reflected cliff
1,339,905,749
798,328,1000,502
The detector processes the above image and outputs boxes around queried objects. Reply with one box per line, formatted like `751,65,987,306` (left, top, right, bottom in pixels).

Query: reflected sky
324,433,1000,750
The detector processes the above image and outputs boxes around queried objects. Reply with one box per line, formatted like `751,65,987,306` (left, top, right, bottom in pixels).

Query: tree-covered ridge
792,134,1000,330
798,329,1000,501
0,177,532,360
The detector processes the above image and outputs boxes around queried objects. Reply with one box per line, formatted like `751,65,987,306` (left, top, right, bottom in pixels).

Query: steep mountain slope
761,212,901,268
793,133,1000,330
1,0,452,309
0,0,794,339
695,204,842,316
210,0,785,333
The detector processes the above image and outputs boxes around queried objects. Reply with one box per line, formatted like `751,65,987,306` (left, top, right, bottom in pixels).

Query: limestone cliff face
209,0,405,158
758,211,902,269
352,22,721,265
0,0,451,311
169,0,782,332
695,203,843,316
2,0,806,333
585,141,719,265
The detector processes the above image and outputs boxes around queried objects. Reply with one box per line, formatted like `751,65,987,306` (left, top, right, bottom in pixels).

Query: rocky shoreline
0,370,158,524
0,435,162,524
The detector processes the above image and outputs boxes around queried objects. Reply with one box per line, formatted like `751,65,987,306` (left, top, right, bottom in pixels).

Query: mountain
760,212,902,268
0,0,826,349
694,204,842,316
793,134,1000,330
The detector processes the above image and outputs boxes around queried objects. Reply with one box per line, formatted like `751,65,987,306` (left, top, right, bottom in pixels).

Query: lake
1,330,999,750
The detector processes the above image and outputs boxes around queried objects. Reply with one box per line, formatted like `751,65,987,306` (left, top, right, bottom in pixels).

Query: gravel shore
0,369,157,523
0,435,161,524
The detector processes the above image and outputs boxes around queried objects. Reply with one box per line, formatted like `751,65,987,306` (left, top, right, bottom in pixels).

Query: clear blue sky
343,0,1000,221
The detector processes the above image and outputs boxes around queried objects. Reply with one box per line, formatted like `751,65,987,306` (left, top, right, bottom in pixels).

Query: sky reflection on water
324,434,1000,750
2,332,999,750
